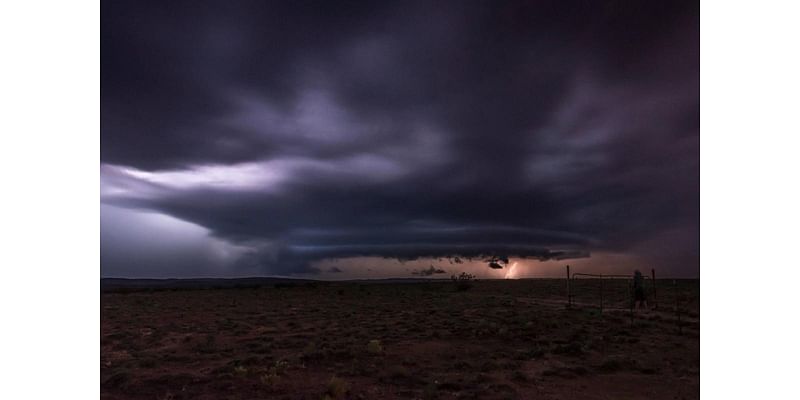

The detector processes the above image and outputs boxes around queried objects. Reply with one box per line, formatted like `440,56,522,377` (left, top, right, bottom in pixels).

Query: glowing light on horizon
504,262,519,279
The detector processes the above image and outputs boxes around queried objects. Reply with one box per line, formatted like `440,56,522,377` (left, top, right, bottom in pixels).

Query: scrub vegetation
101,279,699,399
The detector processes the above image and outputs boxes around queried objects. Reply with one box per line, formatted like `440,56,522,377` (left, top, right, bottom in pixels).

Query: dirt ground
101,279,699,399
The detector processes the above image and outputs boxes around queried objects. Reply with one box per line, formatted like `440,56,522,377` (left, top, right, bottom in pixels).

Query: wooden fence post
599,273,604,314
566,265,571,308
674,280,680,335
651,268,658,309
630,279,634,326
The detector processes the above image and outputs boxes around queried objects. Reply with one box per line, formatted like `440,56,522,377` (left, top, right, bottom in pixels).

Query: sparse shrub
194,333,217,353
480,360,498,372
102,369,132,389
451,272,475,291
639,366,659,375
422,382,439,400
511,370,528,382
300,342,324,362
381,365,411,382
528,347,546,358
138,358,157,368
524,321,534,329
500,359,522,370
325,376,349,399
366,339,383,355
596,358,624,372
542,364,587,378
272,359,289,375
570,366,589,375
260,371,280,387
552,342,585,357
156,392,176,400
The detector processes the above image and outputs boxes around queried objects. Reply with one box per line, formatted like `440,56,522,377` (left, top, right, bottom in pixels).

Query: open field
101,279,699,400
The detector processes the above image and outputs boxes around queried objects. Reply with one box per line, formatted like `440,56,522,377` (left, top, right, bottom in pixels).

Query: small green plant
366,339,383,355
233,365,248,376
511,370,528,382
301,342,324,362
269,359,289,375
422,382,439,400
138,358,157,368
102,369,132,389
260,371,280,387
325,376,349,399
156,392,176,400
195,333,217,353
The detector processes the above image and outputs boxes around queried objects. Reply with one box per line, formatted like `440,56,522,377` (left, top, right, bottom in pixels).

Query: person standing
633,270,648,310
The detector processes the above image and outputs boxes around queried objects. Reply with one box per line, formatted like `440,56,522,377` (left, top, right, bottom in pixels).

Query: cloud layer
101,1,699,277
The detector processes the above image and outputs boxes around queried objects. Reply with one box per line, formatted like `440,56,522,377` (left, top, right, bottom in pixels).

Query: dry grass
101,279,699,399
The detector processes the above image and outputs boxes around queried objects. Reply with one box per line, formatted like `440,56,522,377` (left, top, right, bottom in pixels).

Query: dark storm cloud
101,0,699,276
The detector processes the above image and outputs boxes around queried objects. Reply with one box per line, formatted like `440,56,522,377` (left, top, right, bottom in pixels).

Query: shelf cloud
101,1,698,277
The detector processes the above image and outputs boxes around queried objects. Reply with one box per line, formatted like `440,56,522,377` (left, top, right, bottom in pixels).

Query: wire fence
564,266,698,333
566,266,658,312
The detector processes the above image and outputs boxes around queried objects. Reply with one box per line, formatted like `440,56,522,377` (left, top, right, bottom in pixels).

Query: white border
702,0,800,398
0,1,99,398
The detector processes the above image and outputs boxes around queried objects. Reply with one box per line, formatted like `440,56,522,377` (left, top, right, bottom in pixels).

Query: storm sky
101,1,699,278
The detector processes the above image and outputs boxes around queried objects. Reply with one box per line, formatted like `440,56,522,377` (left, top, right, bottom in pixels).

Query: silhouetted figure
633,270,648,310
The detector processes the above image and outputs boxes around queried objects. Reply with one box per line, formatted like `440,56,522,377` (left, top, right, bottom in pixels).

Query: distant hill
100,277,318,291
100,276,448,292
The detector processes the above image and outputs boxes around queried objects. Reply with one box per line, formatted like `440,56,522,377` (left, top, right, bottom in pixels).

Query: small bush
511,370,528,382
451,272,475,292
138,358,157,368
552,342,585,357
325,376,349,399
260,372,280,387
366,339,383,355
595,357,633,373
272,359,289,375
103,369,132,389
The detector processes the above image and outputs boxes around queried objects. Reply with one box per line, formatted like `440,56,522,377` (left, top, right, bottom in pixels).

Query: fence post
651,268,657,309
566,265,571,308
674,280,680,335
599,273,604,314
629,278,634,326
